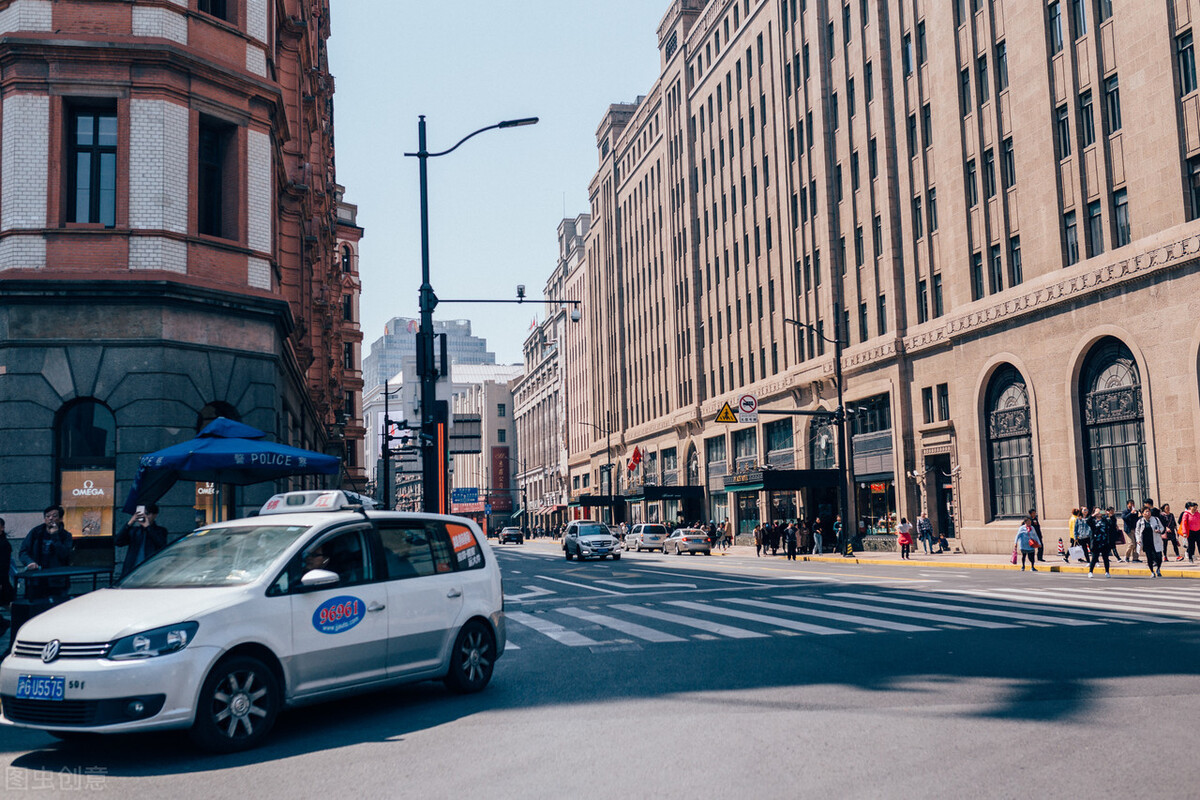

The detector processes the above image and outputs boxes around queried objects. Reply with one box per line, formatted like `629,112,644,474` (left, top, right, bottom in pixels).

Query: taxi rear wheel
444,621,495,694
190,655,280,753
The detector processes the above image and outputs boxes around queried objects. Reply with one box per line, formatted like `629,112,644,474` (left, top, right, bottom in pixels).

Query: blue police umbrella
121,417,340,513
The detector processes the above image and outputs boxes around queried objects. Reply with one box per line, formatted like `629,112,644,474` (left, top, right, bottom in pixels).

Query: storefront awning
642,485,704,502
578,494,617,507
510,506,525,520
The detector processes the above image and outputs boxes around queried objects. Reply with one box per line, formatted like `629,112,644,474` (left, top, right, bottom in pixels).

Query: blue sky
328,1,668,365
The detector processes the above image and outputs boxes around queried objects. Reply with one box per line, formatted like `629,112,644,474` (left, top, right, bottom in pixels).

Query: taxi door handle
367,602,386,612
446,588,462,598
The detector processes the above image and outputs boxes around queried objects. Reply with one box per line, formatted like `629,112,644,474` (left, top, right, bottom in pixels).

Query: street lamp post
405,115,538,514
784,317,854,556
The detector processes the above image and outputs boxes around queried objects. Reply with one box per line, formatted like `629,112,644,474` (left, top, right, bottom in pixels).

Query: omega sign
71,480,106,498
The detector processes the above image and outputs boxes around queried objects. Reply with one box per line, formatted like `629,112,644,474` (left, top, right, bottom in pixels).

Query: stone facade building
0,0,363,551
581,0,1200,551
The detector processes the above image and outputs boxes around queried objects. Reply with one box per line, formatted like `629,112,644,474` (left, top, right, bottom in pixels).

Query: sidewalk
705,543,1200,579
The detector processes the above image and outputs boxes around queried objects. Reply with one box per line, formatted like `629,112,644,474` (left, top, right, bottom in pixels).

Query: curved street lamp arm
782,317,838,345
404,117,539,159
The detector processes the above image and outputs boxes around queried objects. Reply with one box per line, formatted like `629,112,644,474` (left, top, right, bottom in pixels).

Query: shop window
55,399,117,538
809,417,836,470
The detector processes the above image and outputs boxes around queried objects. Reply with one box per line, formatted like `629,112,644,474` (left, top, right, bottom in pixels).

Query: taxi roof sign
259,490,361,515
715,402,738,423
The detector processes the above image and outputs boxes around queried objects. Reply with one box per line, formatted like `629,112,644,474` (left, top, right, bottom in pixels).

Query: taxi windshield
120,524,311,588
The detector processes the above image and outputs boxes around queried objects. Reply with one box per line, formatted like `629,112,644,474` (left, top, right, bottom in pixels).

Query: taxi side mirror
299,568,339,588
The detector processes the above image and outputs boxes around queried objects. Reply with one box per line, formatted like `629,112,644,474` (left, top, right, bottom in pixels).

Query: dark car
498,527,525,544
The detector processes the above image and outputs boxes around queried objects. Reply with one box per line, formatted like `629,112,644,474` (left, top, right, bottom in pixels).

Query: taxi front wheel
444,620,495,694
190,655,280,752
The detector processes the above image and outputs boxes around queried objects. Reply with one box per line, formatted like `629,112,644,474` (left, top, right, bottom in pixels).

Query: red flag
627,446,642,471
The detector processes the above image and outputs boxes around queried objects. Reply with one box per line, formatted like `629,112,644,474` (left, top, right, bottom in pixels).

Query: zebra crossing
502,584,1200,651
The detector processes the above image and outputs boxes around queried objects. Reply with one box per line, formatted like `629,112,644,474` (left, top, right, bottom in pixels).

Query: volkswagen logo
41,640,61,663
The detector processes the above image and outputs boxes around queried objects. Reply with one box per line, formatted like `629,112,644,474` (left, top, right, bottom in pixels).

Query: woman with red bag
1014,518,1041,571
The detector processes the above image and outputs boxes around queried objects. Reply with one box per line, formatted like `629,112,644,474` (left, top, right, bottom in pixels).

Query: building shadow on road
4,560,1200,773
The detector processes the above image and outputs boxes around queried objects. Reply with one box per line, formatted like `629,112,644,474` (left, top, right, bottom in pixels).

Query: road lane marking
666,600,851,635
537,576,625,595
503,585,557,602
944,589,1186,623
725,598,935,633
610,603,769,639
629,567,776,587
505,612,602,646
556,607,687,643
833,591,1099,627
596,580,698,590
780,595,1022,630
997,587,1200,619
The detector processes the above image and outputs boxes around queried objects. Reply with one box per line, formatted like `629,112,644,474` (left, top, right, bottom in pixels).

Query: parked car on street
627,523,669,552
665,528,712,555
498,527,524,544
0,490,505,753
562,520,621,561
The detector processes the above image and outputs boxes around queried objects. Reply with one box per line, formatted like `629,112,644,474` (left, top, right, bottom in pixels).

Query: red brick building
0,0,363,544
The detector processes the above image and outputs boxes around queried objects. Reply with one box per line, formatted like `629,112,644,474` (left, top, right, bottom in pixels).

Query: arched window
196,401,240,432
1080,338,1148,510
55,399,116,537
341,245,353,273
986,366,1035,518
809,415,836,470
686,445,699,485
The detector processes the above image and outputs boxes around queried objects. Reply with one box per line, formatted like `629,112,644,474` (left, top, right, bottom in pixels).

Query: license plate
16,675,65,701
597,548,609,553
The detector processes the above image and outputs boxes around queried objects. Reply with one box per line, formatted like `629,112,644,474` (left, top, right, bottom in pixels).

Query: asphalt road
2,540,1199,799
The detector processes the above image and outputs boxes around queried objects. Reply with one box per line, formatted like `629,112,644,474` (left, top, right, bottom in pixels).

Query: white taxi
0,491,506,752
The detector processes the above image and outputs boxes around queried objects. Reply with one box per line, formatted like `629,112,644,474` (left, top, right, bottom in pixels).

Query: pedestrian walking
1073,509,1092,562
896,517,914,560
1161,503,1182,561
1135,507,1165,577
1015,517,1040,571
916,512,934,555
784,522,797,561
1182,502,1200,562
754,524,763,557
114,503,168,578
1029,509,1045,562
1087,506,1114,577
1122,499,1141,562
811,517,824,555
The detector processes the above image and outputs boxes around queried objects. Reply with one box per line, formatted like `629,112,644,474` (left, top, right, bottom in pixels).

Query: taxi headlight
108,622,199,660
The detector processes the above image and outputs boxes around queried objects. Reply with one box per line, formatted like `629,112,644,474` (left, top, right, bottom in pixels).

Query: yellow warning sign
715,402,738,423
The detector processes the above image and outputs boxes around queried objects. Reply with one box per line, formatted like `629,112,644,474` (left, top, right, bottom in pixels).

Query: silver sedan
664,528,712,555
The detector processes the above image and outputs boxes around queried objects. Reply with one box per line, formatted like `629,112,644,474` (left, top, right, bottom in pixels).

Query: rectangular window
1099,0,1112,22
903,33,913,76
1001,137,1015,188
1087,200,1104,257
1009,236,1023,285
1189,156,1200,220
932,274,944,317
198,117,236,239
928,187,938,231
868,137,878,178
859,302,869,340
907,113,918,156
851,151,860,190
989,244,1003,293
960,68,972,115
831,92,839,130
874,214,883,256
877,295,887,334
1105,74,1122,132
866,62,874,102
984,148,997,198
922,387,935,424
497,403,506,417
918,20,927,64
497,429,507,443
343,342,354,371
1072,0,1087,37
1056,104,1072,158
199,0,229,21
844,3,851,42
1113,188,1131,246
971,252,984,300
848,78,856,116
343,294,353,321
937,383,950,421
921,103,932,148
1064,210,1079,265
855,225,864,266
68,108,117,227
996,41,1009,90
1180,31,1197,96
977,55,990,104
966,159,978,207
1079,90,1095,146
835,164,843,203
917,279,929,323
1049,1,1063,54
913,196,924,239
